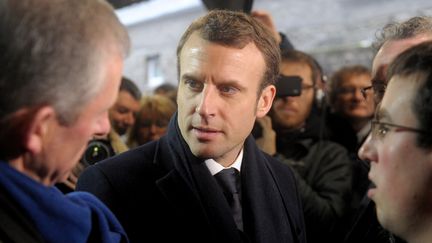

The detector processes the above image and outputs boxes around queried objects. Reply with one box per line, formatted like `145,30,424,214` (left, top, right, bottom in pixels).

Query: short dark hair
280,50,321,86
120,77,141,101
387,40,432,149
176,10,280,92
154,83,177,104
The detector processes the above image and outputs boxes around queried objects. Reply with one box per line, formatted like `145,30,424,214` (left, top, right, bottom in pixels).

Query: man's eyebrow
219,79,246,89
180,73,246,90
180,73,201,81
374,103,392,122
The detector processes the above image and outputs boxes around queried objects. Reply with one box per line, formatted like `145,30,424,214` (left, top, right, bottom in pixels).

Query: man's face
272,62,314,129
358,76,432,237
359,34,432,166
109,90,140,135
42,55,124,185
334,73,375,120
177,32,275,167
371,34,432,103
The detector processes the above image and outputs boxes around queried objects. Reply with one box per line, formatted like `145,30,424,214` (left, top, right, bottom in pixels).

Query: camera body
275,75,302,97
80,138,115,167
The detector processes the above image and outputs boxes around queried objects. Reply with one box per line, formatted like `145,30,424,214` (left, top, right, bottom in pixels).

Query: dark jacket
275,137,352,243
77,114,306,243
0,185,44,243
271,109,353,243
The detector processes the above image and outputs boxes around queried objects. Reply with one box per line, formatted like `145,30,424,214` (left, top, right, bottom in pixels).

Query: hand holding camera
255,115,277,156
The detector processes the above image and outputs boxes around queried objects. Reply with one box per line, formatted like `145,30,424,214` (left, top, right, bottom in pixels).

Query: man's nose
353,88,364,101
94,114,111,137
358,133,377,164
195,86,216,117
125,112,135,126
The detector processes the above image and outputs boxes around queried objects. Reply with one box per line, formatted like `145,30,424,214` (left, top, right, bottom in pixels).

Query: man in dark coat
77,10,306,243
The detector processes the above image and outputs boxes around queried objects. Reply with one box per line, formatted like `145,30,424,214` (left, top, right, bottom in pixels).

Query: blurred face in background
333,73,375,120
109,90,140,135
136,112,170,145
272,61,314,130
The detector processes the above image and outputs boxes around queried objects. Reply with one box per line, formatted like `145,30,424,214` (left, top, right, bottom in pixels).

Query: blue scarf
0,161,128,243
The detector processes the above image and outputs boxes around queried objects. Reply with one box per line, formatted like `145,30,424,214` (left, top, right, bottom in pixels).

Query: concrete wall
120,0,432,93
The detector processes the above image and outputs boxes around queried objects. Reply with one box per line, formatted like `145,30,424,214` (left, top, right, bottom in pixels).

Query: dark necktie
214,168,243,231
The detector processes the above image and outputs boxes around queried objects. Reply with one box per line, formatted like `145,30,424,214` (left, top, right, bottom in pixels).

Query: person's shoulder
263,153,297,180
312,139,350,155
80,140,162,184
77,140,168,197
0,186,44,243
98,140,158,170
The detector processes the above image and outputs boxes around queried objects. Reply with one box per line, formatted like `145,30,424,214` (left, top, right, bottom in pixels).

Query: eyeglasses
337,87,368,96
361,82,387,103
371,120,430,140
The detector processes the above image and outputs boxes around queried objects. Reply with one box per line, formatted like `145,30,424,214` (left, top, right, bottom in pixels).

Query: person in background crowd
154,82,178,105
359,40,432,243
0,0,130,242
327,65,375,156
325,65,375,242
77,10,306,243
345,16,432,243
255,49,352,243
127,95,177,148
109,77,142,141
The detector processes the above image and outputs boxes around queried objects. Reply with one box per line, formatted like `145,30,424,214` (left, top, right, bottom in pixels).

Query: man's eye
377,124,389,137
117,107,129,114
185,79,203,91
219,86,238,94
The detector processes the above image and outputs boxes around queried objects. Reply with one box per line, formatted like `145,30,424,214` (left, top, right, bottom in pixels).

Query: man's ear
256,84,276,118
25,106,57,156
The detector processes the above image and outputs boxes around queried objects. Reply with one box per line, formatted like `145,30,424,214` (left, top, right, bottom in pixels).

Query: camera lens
81,139,114,166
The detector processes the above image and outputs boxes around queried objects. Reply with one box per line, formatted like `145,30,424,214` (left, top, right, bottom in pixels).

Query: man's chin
189,144,216,159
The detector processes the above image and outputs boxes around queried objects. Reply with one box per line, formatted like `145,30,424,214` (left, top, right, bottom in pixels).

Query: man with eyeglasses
344,16,432,243
255,49,352,243
361,17,432,103
327,65,375,157
359,41,432,243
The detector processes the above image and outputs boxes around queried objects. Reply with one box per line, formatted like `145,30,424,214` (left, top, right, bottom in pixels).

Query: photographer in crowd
255,49,352,243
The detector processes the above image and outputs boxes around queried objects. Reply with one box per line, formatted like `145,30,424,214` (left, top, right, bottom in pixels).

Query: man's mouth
192,126,220,141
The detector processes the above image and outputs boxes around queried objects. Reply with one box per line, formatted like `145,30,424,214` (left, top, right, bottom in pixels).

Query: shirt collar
205,148,243,176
